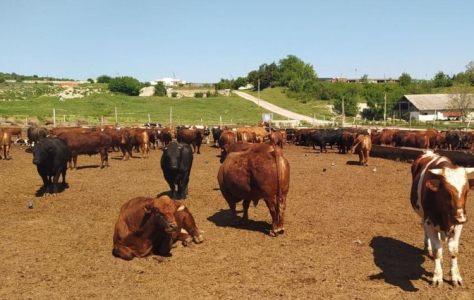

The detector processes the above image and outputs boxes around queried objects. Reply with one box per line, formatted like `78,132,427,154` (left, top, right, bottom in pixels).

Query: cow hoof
431,277,443,287
193,234,204,244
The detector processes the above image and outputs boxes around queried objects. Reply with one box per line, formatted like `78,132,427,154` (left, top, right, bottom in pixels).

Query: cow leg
179,171,191,200
424,221,443,286
448,225,463,286
112,245,135,261
197,145,201,154
363,149,369,166
264,196,281,237
242,199,251,225
5,144,10,159
52,170,61,195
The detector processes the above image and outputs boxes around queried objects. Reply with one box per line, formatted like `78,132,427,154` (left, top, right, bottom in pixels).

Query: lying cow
410,151,474,286
112,196,203,260
217,143,290,237
160,142,193,200
351,134,372,166
32,137,70,195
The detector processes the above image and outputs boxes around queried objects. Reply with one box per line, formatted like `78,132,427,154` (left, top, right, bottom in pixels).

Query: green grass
0,89,285,126
242,87,334,120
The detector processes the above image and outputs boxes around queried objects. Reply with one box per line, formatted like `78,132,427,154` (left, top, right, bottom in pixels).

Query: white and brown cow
410,151,474,286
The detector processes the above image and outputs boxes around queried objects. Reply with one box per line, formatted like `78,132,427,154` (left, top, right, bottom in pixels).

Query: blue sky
1,0,473,83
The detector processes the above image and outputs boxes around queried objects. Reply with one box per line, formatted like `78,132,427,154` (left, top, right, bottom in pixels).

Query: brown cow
217,143,290,237
51,127,92,136
177,128,204,154
159,127,173,148
351,134,372,166
220,141,263,163
57,131,112,169
339,131,355,154
218,130,236,160
2,127,22,139
0,131,12,160
112,196,203,260
129,129,150,158
270,130,286,149
236,127,269,143
410,151,474,286
236,130,250,142
393,131,429,149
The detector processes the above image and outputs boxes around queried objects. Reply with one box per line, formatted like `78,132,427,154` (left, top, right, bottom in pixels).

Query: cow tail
273,144,284,224
351,139,362,153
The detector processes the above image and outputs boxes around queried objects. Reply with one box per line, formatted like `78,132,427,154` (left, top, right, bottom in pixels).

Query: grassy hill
0,82,284,126
242,87,334,120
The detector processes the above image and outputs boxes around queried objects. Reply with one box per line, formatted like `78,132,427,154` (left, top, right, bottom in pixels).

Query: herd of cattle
1,123,474,285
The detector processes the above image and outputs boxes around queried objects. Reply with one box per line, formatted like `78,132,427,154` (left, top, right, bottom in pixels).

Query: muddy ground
1,142,474,299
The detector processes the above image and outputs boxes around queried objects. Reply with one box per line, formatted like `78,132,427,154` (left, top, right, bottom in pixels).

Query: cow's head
427,167,474,228
32,140,51,165
162,142,183,170
119,129,130,145
143,197,182,234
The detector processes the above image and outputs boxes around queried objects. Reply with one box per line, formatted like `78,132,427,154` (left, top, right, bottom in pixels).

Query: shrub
154,81,167,96
194,92,204,98
87,78,94,84
171,92,178,98
97,75,112,83
108,76,142,96
206,91,211,97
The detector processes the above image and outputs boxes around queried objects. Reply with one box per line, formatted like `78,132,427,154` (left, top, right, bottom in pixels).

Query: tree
108,76,142,96
465,61,474,86
278,55,317,88
447,84,474,124
97,75,112,83
154,81,167,96
399,72,412,87
87,78,94,84
232,77,247,90
433,71,452,88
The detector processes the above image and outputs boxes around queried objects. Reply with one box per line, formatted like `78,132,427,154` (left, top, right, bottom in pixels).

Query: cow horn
428,169,443,176
177,205,185,211
464,168,474,174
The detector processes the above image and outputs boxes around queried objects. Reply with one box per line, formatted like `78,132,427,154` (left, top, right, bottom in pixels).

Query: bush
194,92,204,98
108,76,142,96
171,92,178,98
154,82,167,96
87,78,94,84
97,75,112,83
206,91,211,97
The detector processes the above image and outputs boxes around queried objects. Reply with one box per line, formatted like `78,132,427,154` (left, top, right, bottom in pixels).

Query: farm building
395,94,465,121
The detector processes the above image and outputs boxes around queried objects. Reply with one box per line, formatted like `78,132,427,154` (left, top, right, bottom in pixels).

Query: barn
395,94,458,121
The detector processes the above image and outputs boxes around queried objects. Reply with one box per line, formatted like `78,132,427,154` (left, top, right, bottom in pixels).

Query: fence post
53,109,56,127
115,107,118,126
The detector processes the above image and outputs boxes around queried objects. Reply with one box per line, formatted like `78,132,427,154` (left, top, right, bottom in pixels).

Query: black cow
307,129,343,153
32,138,70,195
211,127,223,147
160,142,193,200
445,130,462,151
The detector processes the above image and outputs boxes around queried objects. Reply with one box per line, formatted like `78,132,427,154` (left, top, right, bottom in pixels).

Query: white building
395,94,474,121
150,77,186,87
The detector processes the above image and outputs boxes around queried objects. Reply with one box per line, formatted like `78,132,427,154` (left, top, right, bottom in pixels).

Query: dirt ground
1,141,474,300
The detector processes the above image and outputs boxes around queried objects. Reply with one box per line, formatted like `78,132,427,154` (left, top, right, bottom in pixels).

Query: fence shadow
369,236,430,291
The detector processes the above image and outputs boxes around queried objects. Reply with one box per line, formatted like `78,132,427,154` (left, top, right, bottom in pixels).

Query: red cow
177,128,203,154
410,151,474,286
351,134,372,166
217,143,290,237
112,196,203,260
270,130,286,149
218,130,236,160
57,131,112,169
0,131,12,160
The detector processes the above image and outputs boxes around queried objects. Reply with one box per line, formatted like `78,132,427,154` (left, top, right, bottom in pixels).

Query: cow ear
143,205,152,214
428,169,443,176
469,179,474,191
426,179,440,192
465,168,474,175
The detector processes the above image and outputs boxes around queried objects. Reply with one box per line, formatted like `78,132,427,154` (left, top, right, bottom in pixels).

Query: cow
27,126,49,146
177,128,203,154
160,142,193,200
0,131,12,160
351,134,372,166
57,131,112,169
269,130,286,149
159,127,173,148
218,130,236,160
220,141,262,163
236,127,269,143
211,127,223,147
112,196,203,261
32,137,70,195
410,151,474,286
129,129,150,158
307,129,342,153
339,131,355,154
2,127,22,139
217,143,290,237
445,130,462,151
393,131,429,149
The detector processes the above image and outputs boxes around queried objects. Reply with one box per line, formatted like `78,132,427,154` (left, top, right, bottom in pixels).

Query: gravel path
233,91,332,125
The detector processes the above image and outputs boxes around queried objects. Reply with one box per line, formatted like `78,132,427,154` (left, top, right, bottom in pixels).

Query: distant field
243,87,334,120
0,86,284,126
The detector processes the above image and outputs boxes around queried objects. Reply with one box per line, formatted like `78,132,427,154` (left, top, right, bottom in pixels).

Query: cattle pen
2,140,474,299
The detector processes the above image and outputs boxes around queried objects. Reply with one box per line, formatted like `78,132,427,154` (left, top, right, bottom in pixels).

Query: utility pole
170,107,172,127
383,93,387,127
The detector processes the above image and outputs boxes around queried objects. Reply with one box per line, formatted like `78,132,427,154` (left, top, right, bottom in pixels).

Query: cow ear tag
177,205,185,211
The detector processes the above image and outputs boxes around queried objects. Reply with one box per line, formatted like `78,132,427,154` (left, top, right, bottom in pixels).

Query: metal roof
402,94,452,111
